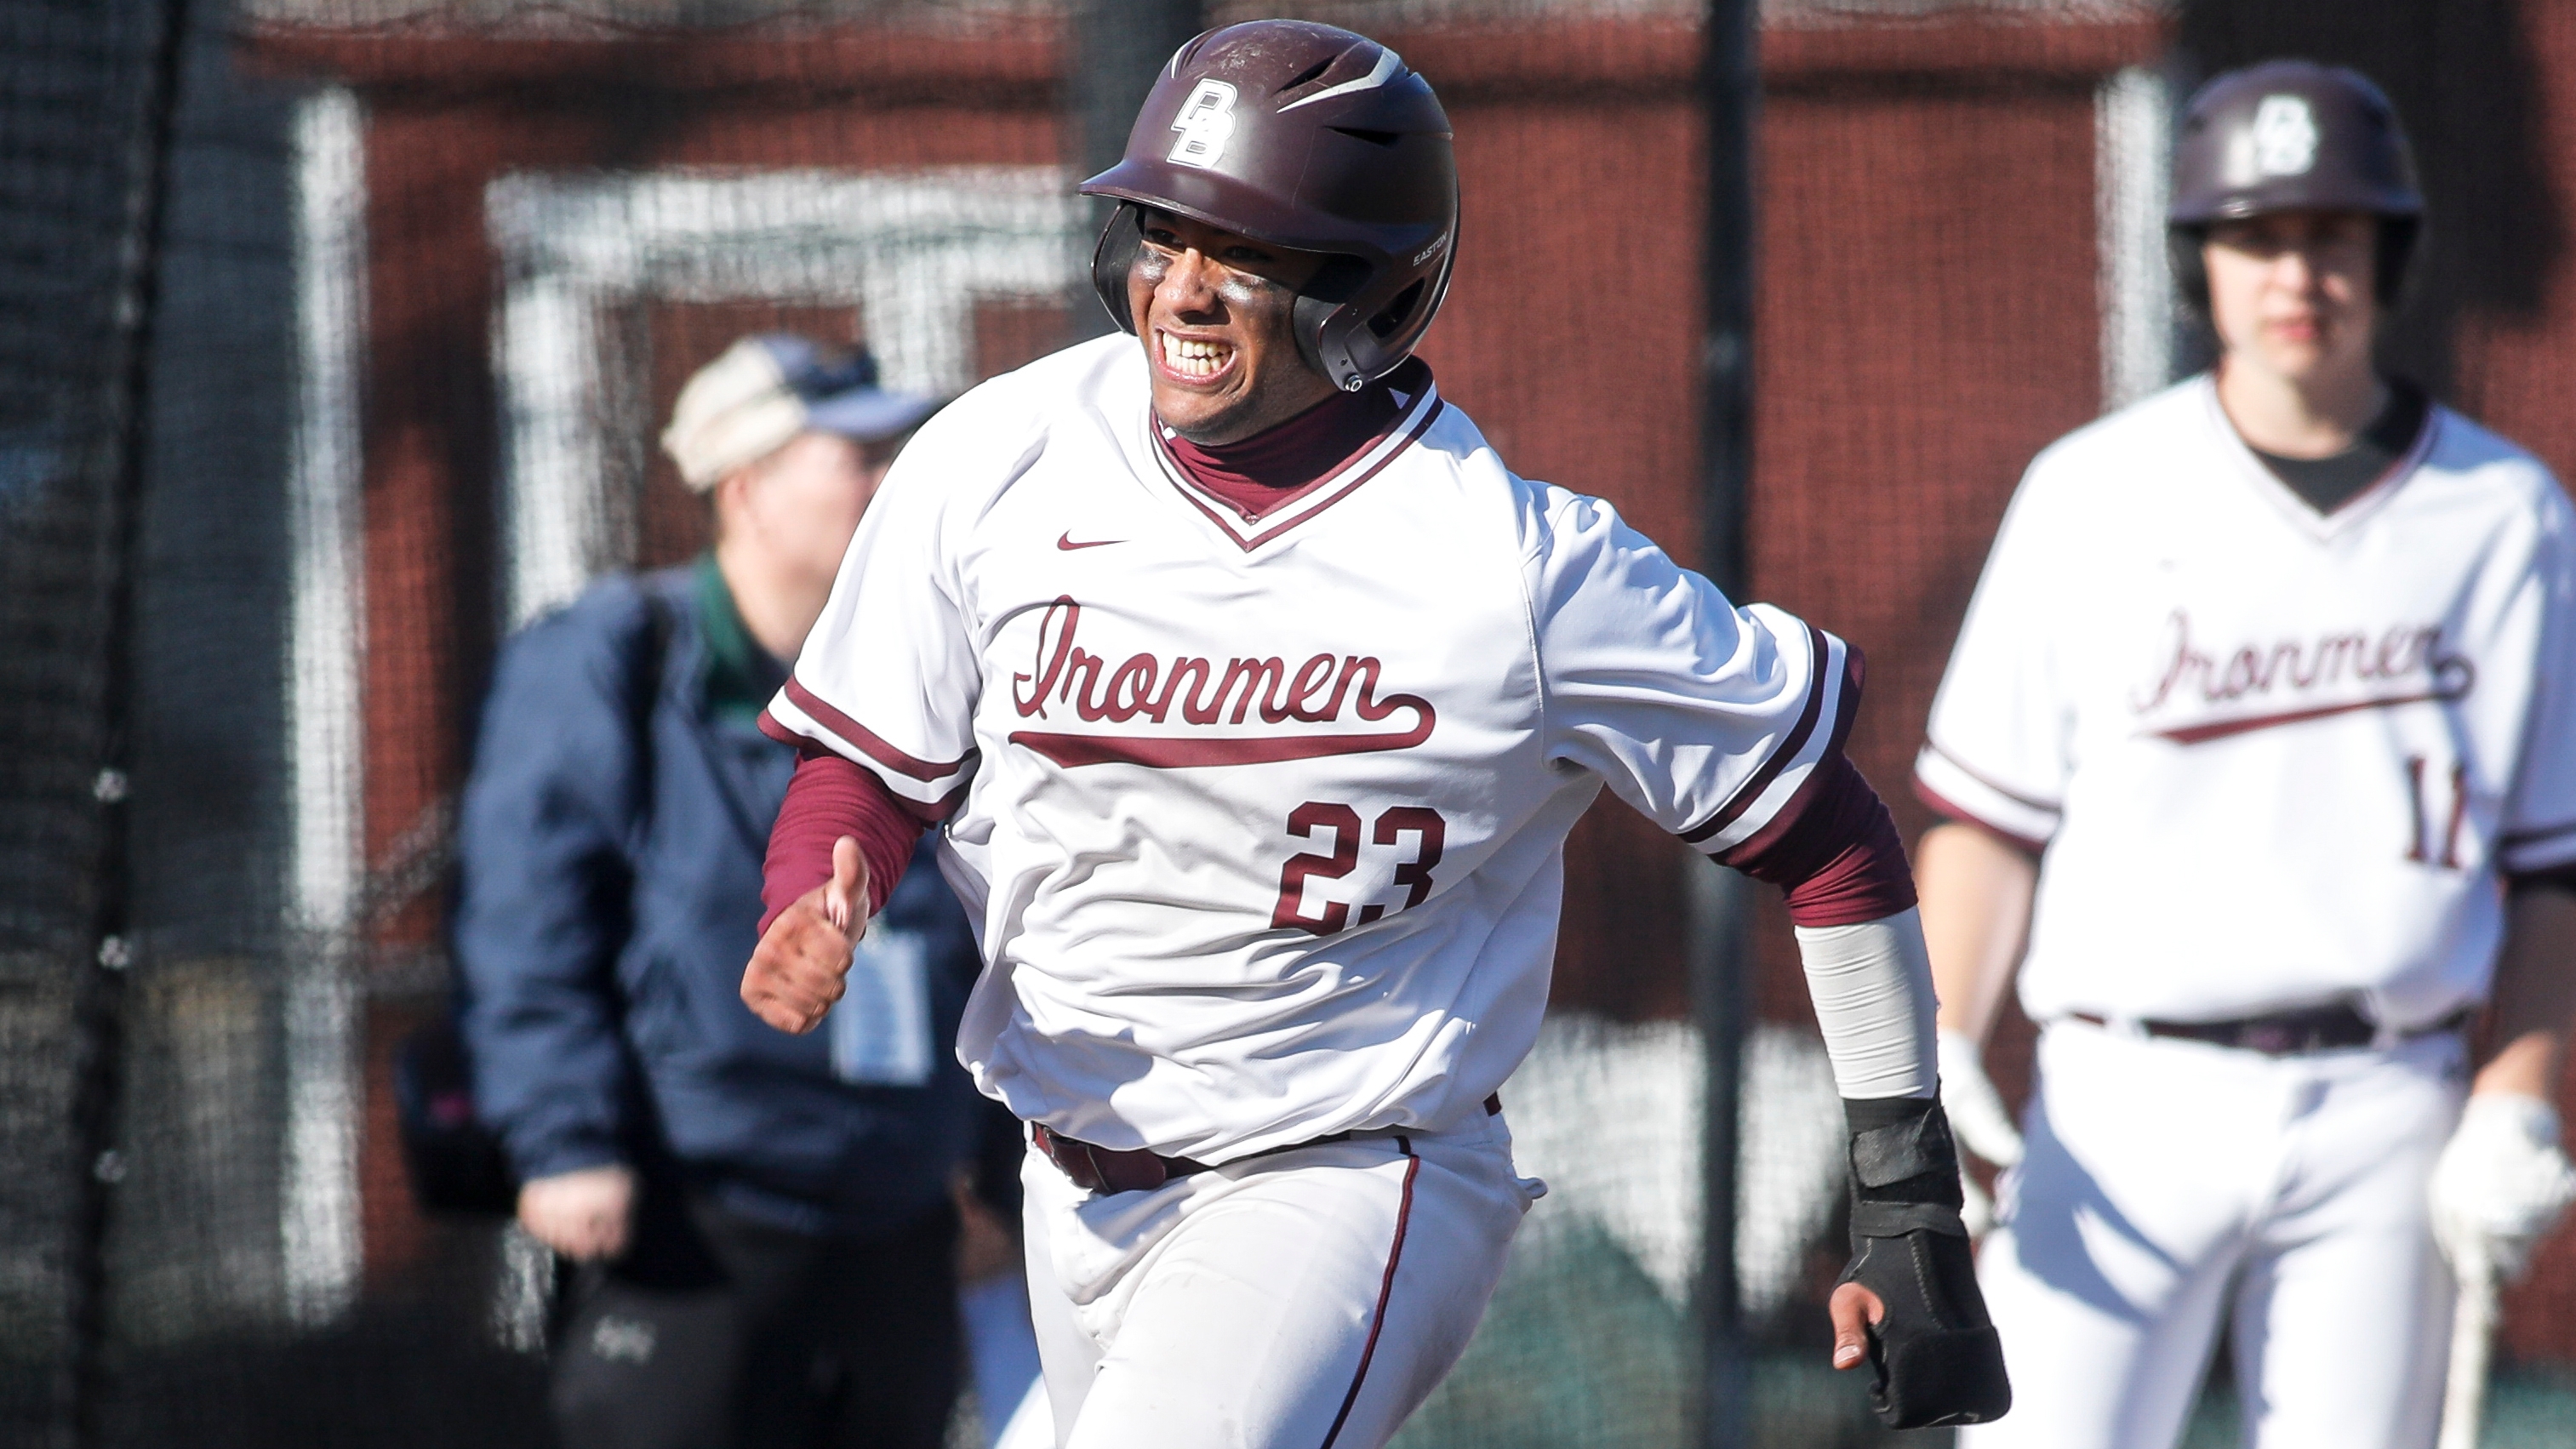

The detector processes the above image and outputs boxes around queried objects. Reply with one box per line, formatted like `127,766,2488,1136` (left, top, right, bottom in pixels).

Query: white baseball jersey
1918,375,2576,1030
767,334,1855,1162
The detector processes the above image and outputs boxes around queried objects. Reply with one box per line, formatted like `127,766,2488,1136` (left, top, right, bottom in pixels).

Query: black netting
0,3,180,1447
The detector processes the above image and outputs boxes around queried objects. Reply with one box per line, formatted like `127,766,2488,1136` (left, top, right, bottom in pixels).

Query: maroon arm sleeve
1716,752,1919,927
759,746,931,936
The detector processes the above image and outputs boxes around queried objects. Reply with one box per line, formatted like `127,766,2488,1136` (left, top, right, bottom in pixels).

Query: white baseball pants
1961,1018,2467,1449
1020,1113,1537,1449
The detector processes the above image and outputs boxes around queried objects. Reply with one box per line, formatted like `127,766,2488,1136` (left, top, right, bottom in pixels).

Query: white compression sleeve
1792,907,1939,1100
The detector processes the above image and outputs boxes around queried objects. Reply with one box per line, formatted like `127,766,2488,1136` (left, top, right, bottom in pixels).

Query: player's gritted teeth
1156,329,1237,385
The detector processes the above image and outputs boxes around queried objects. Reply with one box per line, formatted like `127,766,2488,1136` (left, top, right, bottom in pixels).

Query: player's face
2202,210,2379,387
734,429,895,589
1128,208,1340,446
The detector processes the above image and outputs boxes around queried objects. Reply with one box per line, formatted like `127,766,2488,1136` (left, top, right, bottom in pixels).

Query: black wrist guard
1837,1094,2012,1429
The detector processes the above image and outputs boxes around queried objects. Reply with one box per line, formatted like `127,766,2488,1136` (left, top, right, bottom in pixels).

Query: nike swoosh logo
1056,533,1122,551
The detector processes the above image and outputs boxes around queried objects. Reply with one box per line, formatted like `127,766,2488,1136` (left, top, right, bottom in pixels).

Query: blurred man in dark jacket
455,335,974,1449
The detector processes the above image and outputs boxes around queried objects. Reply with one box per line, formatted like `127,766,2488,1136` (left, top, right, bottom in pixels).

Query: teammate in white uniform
1919,62,2576,1449
734,20,2009,1447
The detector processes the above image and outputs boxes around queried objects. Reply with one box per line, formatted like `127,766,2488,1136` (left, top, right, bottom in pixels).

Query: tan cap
660,334,941,491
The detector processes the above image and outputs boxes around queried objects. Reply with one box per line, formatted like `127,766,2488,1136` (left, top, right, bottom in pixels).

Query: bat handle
2438,1245,2497,1449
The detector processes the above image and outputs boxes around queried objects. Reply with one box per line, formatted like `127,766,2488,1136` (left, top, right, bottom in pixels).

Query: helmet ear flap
1091,203,1146,336
2168,225,2210,322
2377,216,2420,307
1368,233,1454,368
1292,256,1374,391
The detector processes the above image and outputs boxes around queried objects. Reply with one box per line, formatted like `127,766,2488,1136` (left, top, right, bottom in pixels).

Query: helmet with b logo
2168,60,2422,305
1078,20,1459,392
2170,60,2421,225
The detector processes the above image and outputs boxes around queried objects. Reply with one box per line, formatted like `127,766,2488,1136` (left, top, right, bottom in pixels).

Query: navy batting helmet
1078,20,1459,392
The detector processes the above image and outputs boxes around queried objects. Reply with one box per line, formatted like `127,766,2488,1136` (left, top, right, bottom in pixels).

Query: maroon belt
1035,1092,1502,1195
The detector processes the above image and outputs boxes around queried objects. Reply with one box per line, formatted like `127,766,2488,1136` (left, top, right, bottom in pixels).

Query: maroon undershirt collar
1156,359,1425,522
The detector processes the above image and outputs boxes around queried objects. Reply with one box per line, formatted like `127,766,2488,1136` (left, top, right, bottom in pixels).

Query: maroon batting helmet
2168,60,2422,306
1079,20,1458,392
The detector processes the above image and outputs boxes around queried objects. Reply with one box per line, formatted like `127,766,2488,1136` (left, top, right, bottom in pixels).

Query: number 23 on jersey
1273,802,1448,936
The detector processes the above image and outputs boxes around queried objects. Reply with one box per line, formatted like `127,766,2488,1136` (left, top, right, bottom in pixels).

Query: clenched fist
741,836,870,1034
518,1163,635,1261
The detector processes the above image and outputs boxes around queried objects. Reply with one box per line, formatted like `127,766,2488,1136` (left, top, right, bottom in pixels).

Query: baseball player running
1919,62,2576,1449
735,20,2008,1448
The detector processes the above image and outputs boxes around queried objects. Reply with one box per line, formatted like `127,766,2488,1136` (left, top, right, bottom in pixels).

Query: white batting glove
1956,1164,2001,1241
1938,1029,2024,1239
2429,1092,2576,1283
1939,1029,2025,1168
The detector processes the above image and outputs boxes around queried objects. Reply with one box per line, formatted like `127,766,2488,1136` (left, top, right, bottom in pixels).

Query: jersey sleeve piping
1911,739,2059,851
759,682,977,820
1912,779,2050,857
1679,622,1856,853
2498,818,2576,874
2496,476,2576,877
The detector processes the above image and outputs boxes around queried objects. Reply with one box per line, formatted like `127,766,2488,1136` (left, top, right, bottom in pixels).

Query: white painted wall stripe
282,84,368,1327
2098,65,2176,412
484,166,1088,627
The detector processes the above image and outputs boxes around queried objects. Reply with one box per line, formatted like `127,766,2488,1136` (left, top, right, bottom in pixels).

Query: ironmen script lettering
2131,608,2475,744
1007,597,1437,767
